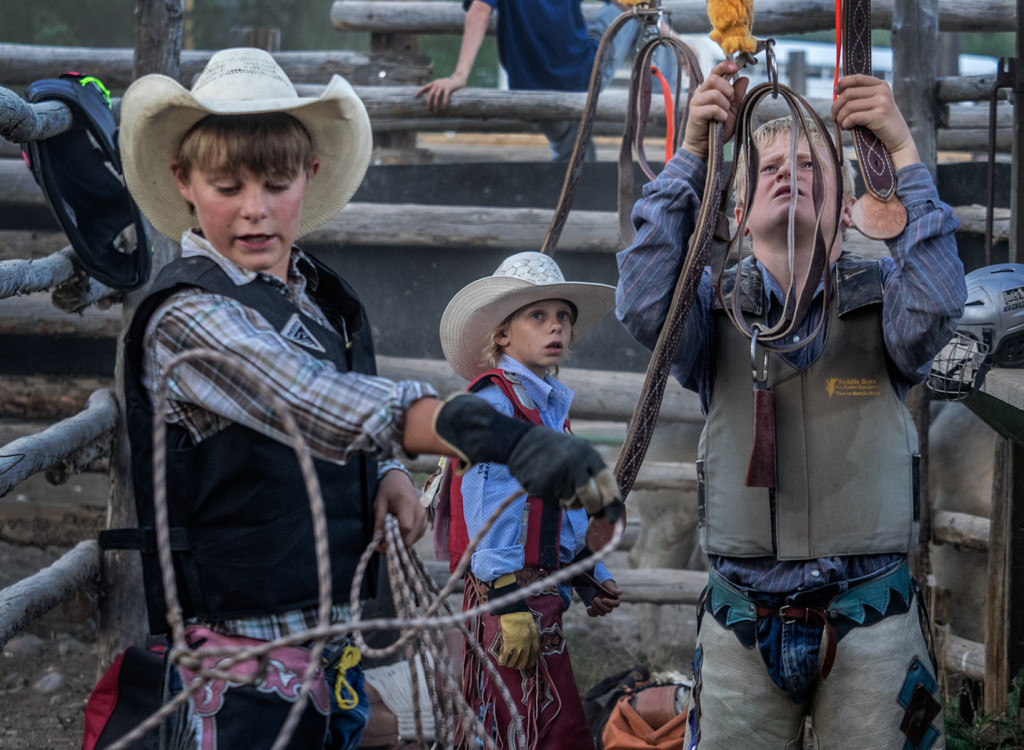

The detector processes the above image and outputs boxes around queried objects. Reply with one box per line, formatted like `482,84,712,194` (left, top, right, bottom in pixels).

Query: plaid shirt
142,232,437,639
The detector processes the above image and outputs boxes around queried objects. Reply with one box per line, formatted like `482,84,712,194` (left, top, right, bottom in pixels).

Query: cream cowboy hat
119,47,371,242
440,251,616,381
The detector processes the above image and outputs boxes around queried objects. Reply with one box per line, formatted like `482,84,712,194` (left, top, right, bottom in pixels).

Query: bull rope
103,348,624,750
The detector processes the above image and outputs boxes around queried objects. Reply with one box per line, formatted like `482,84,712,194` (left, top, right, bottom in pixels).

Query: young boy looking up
108,48,621,749
438,252,623,748
616,61,966,748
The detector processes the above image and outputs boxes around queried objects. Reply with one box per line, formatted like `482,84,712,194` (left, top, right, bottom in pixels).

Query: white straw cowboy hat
441,251,616,381
119,47,372,242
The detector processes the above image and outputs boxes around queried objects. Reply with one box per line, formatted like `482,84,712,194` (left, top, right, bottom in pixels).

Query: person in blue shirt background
437,251,624,748
417,0,667,161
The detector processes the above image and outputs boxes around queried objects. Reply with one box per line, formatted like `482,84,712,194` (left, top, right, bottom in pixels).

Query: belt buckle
779,605,801,624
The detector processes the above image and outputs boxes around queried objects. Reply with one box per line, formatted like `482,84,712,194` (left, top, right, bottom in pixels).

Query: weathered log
0,499,105,547
0,247,77,300
405,453,698,493
934,625,986,681
938,74,1015,103
377,356,704,424
332,0,1016,35
0,292,121,337
0,230,69,260
953,205,1011,241
0,44,433,89
0,374,113,420
931,509,991,552
0,389,118,498
0,87,73,144
0,540,100,651
421,559,707,604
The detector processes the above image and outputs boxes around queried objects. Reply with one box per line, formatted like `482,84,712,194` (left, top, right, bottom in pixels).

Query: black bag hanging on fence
21,73,151,290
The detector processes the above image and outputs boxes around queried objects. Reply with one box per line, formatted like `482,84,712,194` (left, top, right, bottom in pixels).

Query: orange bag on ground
601,684,688,750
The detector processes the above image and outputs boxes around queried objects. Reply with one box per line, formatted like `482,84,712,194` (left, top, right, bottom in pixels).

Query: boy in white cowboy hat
105,48,622,750
438,251,624,748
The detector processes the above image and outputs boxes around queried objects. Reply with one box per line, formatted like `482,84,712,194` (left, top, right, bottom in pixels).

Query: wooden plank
0,499,105,547
0,44,433,89
0,540,100,650
331,0,1017,35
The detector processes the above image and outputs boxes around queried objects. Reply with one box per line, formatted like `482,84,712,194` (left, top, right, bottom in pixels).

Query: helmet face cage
927,331,990,401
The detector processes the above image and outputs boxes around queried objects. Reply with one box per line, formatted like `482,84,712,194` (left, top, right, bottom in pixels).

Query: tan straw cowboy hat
440,251,616,381
119,47,371,242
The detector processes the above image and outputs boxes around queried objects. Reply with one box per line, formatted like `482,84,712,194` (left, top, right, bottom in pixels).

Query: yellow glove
497,611,540,671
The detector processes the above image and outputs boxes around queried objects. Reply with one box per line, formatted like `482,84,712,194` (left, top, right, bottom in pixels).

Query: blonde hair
482,300,577,374
175,112,315,182
732,116,855,211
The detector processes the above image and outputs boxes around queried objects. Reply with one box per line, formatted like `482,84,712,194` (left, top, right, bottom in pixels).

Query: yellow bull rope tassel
330,644,362,710
707,0,757,57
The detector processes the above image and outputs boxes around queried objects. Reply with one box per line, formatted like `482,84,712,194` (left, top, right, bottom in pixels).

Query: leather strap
756,603,839,679
540,7,642,256
618,35,705,246
842,0,896,201
612,120,728,501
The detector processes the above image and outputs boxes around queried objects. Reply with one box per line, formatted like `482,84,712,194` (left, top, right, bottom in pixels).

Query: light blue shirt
460,355,612,589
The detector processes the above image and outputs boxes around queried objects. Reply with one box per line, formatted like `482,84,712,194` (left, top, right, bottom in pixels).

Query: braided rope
105,347,625,750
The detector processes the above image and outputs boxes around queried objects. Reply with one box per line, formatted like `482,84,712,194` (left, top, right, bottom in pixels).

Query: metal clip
764,38,779,98
751,325,769,388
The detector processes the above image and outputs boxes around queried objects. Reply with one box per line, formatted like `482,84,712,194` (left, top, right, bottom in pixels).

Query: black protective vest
110,254,377,634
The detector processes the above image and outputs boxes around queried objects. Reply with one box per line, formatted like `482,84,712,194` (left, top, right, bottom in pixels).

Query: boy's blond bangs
733,116,855,210
177,112,315,181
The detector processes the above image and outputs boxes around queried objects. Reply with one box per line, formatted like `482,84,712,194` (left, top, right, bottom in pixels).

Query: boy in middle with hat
438,251,624,748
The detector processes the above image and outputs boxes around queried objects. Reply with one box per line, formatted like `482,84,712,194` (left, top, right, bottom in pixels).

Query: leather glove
497,611,540,671
434,394,624,519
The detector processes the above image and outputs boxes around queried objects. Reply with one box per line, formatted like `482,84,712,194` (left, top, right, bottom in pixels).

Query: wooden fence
0,0,1019,719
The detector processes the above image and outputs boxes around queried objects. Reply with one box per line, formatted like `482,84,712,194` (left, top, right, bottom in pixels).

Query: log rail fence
0,0,1019,721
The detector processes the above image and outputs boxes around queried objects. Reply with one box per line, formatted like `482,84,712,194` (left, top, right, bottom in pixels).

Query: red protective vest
446,369,567,574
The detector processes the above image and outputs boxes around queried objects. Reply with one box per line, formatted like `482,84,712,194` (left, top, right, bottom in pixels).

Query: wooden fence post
371,0,421,153
97,0,184,674
892,0,938,177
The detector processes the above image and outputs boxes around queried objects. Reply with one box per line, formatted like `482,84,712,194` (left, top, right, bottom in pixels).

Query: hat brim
119,74,371,242
440,276,616,382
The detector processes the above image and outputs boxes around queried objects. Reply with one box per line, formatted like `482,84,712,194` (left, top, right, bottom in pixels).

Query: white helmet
958,263,1024,367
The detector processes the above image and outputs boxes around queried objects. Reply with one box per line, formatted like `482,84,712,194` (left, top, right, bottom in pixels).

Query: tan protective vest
698,255,920,559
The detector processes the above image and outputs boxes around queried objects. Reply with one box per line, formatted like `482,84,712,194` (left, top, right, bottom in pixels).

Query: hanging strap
617,34,706,246
842,0,907,239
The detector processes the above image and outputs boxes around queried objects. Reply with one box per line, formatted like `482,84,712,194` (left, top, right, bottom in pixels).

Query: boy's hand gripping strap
843,0,907,239
433,394,624,520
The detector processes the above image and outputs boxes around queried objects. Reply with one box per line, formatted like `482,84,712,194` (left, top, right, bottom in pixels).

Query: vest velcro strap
98,527,191,554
